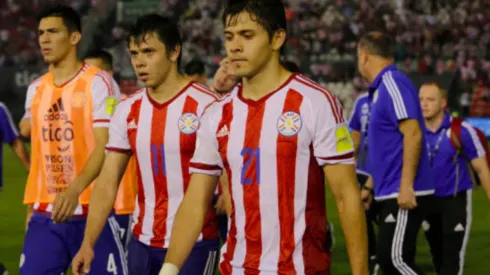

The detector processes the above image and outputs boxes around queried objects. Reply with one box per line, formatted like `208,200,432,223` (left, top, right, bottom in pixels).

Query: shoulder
91,69,116,95
380,70,416,92
289,74,344,121
27,73,48,91
116,89,145,111
185,81,221,103
353,92,369,107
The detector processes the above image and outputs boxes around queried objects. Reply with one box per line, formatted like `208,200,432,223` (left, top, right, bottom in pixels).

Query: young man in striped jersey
160,0,369,274
72,14,221,275
420,82,490,274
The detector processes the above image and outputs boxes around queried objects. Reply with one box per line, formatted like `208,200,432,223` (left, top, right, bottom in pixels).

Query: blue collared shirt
367,65,434,200
427,112,486,197
349,92,370,173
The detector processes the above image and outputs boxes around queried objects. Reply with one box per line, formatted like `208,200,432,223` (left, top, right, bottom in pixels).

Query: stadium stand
1,0,490,116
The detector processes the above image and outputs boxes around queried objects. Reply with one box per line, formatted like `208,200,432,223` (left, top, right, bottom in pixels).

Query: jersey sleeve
106,102,131,154
348,97,362,131
460,122,486,160
380,71,420,124
189,104,223,176
313,95,355,166
24,81,40,121
0,103,19,143
91,71,119,128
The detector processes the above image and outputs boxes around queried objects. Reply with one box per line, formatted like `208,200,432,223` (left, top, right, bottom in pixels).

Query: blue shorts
114,214,132,250
128,236,219,275
21,212,128,275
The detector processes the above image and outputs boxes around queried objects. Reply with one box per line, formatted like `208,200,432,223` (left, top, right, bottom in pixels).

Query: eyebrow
224,29,255,35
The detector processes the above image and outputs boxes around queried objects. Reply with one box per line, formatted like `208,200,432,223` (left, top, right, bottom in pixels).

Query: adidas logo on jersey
217,125,230,137
128,119,137,129
44,97,68,121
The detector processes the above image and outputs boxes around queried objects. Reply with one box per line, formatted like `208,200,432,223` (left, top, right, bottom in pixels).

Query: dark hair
358,31,395,59
222,0,287,43
184,59,206,76
282,60,300,73
85,50,113,71
36,5,81,33
128,14,182,66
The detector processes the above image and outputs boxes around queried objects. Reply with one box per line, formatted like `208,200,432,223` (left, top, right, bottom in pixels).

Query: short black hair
358,31,395,58
223,0,287,43
85,50,113,71
282,60,300,73
36,5,81,33
184,59,206,76
128,14,182,66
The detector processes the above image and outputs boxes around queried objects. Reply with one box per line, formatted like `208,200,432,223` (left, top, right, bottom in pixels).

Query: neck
425,111,445,132
50,50,83,86
241,57,291,100
150,65,188,103
367,59,393,83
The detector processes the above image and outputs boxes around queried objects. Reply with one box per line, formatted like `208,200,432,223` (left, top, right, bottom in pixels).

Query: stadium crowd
2,0,490,115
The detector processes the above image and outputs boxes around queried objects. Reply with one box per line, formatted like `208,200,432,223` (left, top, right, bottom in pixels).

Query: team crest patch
71,91,86,108
277,111,302,137
178,112,199,134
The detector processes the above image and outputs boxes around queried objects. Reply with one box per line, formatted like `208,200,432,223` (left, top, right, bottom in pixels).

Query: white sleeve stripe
462,122,486,157
189,168,222,176
383,72,408,119
0,103,19,137
95,72,115,96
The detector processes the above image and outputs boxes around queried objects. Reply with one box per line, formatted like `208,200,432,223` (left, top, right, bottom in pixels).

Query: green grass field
0,144,489,275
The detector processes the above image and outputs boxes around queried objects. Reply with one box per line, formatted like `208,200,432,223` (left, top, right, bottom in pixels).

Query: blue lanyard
426,129,446,167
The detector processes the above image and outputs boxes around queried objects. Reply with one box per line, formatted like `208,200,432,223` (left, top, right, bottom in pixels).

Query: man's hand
52,187,80,223
361,189,373,210
214,194,227,215
72,242,94,275
212,58,238,93
397,184,417,209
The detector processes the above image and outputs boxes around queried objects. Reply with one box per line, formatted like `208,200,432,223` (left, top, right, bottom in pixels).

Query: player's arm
160,104,223,274
313,95,368,275
382,80,423,209
0,104,30,170
323,164,369,275
11,138,30,171
460,124,490,202
51,127,108,223
348,97,362,156
351,130,361,156
217,171,232,216
72,151,129,275
162,173,219,272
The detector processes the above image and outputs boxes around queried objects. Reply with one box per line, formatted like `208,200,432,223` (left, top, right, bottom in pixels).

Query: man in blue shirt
358,32,435,275
420,82,490,274
0,102,30,191
349,92,379,274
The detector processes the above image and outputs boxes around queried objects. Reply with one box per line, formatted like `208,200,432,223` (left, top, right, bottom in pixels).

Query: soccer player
420,82,490,274
84,49,138,249
349,92,379,273
358,32,435,275
20,5,126,274
0,102,30,190
159,1,369,274
184,58,208,85
72,14,221,275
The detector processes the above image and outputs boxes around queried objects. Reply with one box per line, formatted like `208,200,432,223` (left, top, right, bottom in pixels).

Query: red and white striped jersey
190,74,354,274
106,81,220,248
